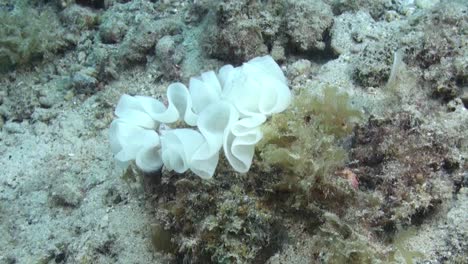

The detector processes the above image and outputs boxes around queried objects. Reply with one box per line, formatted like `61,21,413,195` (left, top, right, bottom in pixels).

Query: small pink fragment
337,168,359,190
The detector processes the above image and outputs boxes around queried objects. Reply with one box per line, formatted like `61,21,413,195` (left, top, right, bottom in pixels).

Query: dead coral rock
285,0,333,52
353,41,396,87
208,17,268,63
71,67,98,94
207,0,283,63
330,11,375,55
424,61,462,101
4,82,39,121
407,1,468,101
153,173,283,263
99,13,128,44
327,0,396,20
96,1,145,45
91,0,185,67
414,1,467,68
155,35,185,79
208,0,335,62
353,114,404,168
287,59,312,80
0,2,67,72
116,17,183,66
438,187,468,262
350,112,458,234
270,41,286,62
60,4,100,31
184,0,210,25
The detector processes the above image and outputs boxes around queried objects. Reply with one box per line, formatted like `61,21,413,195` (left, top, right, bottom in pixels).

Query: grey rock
99,18,128,44
38,96,56,109
71,67,98,94
285,0,333,52
116,17,183,66
330,11,376,55
155,35,185,78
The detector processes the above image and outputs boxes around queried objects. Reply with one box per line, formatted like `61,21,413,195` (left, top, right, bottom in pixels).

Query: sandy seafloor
0,0,467,263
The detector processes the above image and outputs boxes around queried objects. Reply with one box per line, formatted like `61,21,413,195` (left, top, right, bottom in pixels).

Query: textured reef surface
0,0,466,263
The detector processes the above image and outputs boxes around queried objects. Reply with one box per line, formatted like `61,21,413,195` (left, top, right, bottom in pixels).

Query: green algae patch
257,86,362,206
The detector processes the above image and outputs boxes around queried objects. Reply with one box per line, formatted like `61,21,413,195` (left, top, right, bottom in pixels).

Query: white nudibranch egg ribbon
109,55,291,179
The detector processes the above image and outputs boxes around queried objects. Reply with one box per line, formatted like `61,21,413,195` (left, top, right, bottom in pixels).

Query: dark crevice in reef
76,0,105,9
